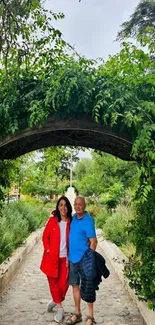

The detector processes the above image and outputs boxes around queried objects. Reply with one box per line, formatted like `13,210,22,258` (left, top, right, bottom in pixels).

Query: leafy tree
73,158,93,181
104,182,124,211
0,160,19,201
73,158,102,198
117,0,155,40
74,153,138,200
20,147,80,197
0,0,65,73
92,152,138,193
38,147,79,181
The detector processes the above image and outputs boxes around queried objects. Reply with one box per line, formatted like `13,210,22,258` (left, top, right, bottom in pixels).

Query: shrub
103,205,134,246
105,197,120,211
23,196,43,205
43,201,56,210
8,213,29,246
0,201,49,263
87,205,102,218
7,201,37,232
0,220,14,263
29,204,49,228
95,208,110,228
120,242,136,257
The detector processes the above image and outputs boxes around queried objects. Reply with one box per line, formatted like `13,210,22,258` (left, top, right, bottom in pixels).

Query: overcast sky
45,0,140,61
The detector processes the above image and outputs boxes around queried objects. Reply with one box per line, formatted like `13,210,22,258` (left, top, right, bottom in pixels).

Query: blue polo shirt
68,211,96,263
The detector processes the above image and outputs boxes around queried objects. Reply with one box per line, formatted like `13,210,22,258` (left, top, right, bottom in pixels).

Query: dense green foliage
0,200,49,263
1,43,155,140
0,160,19,202
116,1,155,309
73,152,138,205
0,0,65,73
0,147,79,201
124,186,155,309
103,206,134,246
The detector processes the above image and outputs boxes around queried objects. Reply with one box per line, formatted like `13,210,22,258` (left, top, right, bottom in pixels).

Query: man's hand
87,240,90,246
89,238,98,250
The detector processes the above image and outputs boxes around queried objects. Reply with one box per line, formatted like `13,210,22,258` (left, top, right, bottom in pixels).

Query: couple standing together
40,195,98,325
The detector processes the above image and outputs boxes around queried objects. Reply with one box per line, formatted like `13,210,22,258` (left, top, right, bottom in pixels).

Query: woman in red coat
40,196,72,323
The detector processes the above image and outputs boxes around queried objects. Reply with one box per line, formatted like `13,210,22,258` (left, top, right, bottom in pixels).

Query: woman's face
58,199,68,218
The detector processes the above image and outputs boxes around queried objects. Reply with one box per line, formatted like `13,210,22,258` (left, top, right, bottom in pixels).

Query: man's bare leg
67,286,81,323
86,302,94,325
73,286,81,314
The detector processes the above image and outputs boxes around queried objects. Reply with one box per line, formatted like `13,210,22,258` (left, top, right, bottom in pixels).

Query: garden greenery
0,200,49,264
0,0,155,309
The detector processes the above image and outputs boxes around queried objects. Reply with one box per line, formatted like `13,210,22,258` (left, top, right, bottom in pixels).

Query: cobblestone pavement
0,240,146,325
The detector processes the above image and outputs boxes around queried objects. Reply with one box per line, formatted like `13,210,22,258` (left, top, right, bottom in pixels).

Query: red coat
40,215,70,278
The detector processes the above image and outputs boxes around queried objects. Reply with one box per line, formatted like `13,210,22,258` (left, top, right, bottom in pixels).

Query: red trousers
47,257,69,304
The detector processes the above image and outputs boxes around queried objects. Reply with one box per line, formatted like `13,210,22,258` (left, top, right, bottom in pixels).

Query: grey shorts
68,260,96,302
68,261,81,286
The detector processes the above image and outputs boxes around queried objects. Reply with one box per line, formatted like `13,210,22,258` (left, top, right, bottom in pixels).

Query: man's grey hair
74,195,86,206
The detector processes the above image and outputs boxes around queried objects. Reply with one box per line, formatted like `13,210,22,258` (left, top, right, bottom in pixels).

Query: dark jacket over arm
79,248,110,303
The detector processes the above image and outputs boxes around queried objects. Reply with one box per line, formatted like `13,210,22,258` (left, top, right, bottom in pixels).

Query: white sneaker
47,300,56,312
54,307,64,323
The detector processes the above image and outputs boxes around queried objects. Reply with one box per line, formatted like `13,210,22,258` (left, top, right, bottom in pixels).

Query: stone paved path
0,240,146,325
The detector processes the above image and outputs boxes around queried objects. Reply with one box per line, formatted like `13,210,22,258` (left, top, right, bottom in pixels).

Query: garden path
0,239,146,325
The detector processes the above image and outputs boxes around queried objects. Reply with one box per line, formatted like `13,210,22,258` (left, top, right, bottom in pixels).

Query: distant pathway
0,240,146,325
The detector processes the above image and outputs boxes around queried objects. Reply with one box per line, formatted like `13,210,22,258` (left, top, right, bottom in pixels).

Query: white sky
44,0,140,159
45,0,140,61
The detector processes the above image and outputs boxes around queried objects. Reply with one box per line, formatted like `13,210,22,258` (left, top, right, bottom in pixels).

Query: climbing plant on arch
1,41,155,309
0,1,155,310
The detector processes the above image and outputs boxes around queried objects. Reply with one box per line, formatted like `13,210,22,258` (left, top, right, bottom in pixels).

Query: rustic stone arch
0,115,133,160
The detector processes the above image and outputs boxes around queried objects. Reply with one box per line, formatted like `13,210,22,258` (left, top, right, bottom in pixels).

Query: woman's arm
42,219,51,251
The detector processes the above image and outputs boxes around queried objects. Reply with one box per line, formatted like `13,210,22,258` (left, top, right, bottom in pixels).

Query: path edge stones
0,228,43,295
97,229,155,325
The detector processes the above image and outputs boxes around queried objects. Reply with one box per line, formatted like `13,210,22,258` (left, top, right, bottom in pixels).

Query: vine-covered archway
0,47,155,309
0,115,133,161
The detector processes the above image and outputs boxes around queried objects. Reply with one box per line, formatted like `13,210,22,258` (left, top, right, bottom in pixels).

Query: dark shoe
85,316,96,325
66,313,82,324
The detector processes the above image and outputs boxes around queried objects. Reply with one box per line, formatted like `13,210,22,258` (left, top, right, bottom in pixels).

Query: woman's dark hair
55,196,72,222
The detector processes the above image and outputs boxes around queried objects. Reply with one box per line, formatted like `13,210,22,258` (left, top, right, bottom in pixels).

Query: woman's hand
66,258,69,268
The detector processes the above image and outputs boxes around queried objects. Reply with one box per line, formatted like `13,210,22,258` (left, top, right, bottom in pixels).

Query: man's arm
89,237,98,250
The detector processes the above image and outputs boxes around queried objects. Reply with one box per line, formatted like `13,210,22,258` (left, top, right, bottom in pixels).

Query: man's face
74,197,86,217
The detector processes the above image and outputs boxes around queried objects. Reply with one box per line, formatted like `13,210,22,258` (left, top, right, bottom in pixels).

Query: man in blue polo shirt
66,196,97,325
